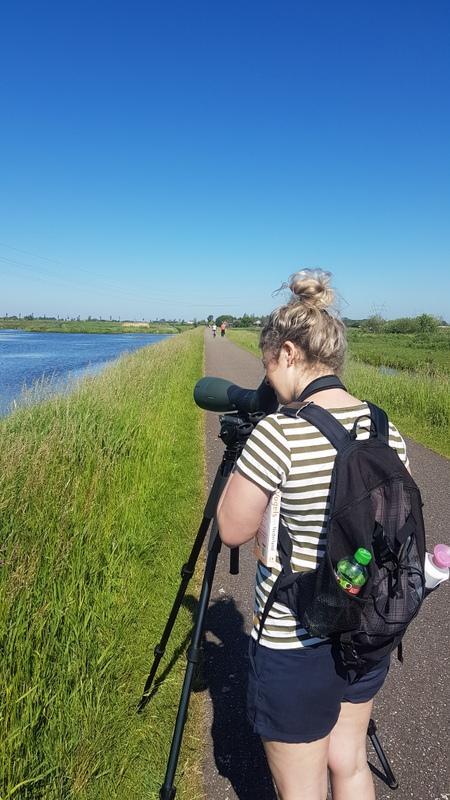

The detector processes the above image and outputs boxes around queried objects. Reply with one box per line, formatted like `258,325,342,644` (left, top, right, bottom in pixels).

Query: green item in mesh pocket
336,548,372,594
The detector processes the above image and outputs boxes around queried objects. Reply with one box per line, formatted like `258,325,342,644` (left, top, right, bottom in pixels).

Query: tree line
345,313,446,334
2,312,447,332
204,313,447,332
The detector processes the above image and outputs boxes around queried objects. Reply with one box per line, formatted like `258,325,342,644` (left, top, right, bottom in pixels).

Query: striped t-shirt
236,403,409,650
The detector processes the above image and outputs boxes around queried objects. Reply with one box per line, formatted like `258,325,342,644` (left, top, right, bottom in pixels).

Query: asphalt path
199,330,449,800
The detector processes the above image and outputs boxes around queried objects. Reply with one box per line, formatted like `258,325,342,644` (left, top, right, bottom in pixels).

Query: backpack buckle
294,401,313,418
340,634,360,668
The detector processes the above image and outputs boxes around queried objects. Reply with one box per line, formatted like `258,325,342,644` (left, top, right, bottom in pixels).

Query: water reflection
378,365,398,376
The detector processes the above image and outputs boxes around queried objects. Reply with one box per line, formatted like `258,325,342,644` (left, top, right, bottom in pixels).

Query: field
346,328,450,374
227,328,450,459
0,329,205,800
0,318,184,334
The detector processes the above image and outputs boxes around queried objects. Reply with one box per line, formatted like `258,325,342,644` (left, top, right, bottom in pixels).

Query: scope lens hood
194,376,277,415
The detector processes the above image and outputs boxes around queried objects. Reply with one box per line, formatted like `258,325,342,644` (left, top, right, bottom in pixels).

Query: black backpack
258,376,427,672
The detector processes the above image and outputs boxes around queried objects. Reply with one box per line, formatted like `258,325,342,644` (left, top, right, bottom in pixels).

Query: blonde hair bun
289,269,334,311
261,268,346,372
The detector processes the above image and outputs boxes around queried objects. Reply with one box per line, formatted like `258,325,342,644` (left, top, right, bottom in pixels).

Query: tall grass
0,329,205,800
227,329,450,458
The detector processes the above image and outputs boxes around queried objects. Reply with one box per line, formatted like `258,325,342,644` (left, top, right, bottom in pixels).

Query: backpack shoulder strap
279,402,352,452
365,401,389,445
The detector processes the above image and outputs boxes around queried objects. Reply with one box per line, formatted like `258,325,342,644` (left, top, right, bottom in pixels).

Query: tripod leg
159,523,222,800
367,718,398,790
137,466,230,711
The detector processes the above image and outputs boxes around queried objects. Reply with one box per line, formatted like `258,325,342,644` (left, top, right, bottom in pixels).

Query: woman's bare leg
327,699,375,800
263,735,329,800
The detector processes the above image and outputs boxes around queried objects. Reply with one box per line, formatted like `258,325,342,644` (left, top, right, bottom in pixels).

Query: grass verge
0,328,206,800
226,330,261,359
227,329,449,459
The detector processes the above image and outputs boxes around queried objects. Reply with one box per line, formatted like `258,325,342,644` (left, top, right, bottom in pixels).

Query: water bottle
336,547,372,595
424,544,450,590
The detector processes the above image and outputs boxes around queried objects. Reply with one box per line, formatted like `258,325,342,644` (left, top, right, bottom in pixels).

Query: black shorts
247,638,390,743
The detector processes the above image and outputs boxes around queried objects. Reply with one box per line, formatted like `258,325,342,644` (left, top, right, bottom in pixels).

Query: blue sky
1,0,449,321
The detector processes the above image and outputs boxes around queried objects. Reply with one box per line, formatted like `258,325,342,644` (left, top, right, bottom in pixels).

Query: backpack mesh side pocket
300,499,377,638
301,551,368,637
369,565,424,634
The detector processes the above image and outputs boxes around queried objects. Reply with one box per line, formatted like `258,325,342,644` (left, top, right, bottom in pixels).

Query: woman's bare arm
217,470,270,547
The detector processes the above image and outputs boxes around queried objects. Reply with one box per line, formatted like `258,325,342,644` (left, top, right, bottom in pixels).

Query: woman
217,270,408,800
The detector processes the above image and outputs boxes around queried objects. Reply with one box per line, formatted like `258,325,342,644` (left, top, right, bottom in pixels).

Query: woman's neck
303,387,362,409
292,372,362,409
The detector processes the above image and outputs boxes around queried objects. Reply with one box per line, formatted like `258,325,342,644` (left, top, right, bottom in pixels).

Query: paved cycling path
200,330,449,800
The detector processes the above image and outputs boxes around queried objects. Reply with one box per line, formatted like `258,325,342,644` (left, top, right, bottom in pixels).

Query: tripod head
218,410,265,455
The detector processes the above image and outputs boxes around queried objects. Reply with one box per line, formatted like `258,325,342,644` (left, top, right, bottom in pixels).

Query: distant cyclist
220,321,226,338
212,323,217,338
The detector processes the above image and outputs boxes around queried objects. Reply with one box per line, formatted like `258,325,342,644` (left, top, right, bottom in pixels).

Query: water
0,329,171,416
379,365,398,376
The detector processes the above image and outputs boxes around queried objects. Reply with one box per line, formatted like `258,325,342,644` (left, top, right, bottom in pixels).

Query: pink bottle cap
433,544,450,569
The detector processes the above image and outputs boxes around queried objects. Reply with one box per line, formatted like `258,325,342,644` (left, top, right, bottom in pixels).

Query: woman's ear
283,340,298,367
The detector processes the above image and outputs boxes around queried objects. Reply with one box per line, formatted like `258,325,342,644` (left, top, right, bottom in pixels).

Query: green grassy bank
227,329,450,459
0,329,205,800
0,319,184,334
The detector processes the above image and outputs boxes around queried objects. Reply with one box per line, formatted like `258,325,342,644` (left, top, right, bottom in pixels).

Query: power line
0,254,234,308
0,241,242,304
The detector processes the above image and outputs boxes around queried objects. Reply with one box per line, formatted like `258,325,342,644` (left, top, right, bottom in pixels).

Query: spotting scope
194,376,278,415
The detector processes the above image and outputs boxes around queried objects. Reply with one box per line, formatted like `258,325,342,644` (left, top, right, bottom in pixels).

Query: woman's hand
217,470,270,547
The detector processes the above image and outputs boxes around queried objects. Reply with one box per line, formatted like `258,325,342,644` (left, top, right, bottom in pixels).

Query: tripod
137,412,398,798
138,412,253,799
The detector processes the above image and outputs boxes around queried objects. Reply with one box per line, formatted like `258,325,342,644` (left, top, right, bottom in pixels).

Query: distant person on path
212,323,217,338
220,321,226,337
217,270,409,800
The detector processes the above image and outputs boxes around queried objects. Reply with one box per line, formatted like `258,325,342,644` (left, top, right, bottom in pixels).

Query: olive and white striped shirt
236,404,409,650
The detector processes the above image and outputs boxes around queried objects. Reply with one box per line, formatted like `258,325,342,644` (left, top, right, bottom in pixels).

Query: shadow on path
195,597,276,800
